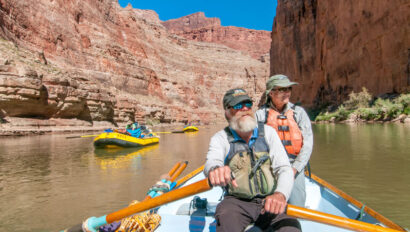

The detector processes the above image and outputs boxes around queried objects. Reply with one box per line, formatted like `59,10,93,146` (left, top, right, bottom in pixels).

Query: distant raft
182,126,198,132
93,132,159,148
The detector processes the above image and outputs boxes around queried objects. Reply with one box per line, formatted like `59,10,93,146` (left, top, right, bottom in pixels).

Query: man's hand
208,166,238,188
262,192,287,215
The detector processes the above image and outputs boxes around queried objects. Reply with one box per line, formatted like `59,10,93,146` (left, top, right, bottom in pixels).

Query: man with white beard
204,88,301,232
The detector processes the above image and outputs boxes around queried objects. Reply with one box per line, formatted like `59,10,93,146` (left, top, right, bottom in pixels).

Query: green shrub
313,91,409,122
355,108,379,120
403,107,410,115
315,111,338,121
344,87,372,110
373,98,402,119
393,94,410,108
335,105,351,121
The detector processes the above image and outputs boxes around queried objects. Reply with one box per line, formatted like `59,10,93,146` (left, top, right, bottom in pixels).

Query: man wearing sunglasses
204,88,301,232
256,74,313,208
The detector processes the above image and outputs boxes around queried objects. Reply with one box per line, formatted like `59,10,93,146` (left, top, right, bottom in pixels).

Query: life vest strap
278,125,290,131
249,155,269,178
282,140,292,146
287,154,297,159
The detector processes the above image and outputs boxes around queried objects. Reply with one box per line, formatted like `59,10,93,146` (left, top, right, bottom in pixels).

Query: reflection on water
311,123,410,229
95,145,159,170
0,123,409,231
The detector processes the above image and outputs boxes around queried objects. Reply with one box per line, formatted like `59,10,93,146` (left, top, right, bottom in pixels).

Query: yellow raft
93,132,159,148
182,126,198,132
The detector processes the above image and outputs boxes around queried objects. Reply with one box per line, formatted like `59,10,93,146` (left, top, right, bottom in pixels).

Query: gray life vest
224,123,277,199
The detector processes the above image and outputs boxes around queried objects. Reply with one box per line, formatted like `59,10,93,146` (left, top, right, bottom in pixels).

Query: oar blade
66,136,81,139
171,131,185,133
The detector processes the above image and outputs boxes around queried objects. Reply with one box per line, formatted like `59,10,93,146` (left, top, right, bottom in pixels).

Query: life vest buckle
278,125,290,131
282,140,292,146
277,115,287,119
249,155,269,178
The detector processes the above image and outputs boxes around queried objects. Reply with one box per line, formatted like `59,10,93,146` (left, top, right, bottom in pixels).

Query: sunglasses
273,87,292,92
231,102,253,110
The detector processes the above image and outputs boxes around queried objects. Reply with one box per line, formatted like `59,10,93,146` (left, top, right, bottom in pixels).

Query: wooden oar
66,134,99,139
167,162,181,178
143,161,188,201
287,205,402,232
154,131,185,134
63,178,401,232
63,178,211,232
175,165,204,187
169,161,188,181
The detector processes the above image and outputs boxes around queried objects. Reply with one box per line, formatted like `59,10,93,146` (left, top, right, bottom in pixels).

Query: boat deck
155,173,390,232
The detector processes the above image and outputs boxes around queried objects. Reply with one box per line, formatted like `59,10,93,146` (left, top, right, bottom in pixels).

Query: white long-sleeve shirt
204,124,294,200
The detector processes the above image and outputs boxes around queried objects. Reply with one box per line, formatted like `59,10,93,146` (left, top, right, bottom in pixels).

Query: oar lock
147,181,170,194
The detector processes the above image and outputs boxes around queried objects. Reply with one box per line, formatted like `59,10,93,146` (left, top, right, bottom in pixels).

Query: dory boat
154,172,405,232
93,132,159,148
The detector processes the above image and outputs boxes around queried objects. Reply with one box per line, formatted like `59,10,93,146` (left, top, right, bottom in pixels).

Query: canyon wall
271,0,409,108
162,12,271,61
0,0,269,129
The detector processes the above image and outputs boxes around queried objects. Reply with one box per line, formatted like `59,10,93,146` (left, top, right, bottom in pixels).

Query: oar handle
170,161,188,182
175,165,204,187
106,178,211,223
168,162,181,177
64,178,212,232
287,205,402,232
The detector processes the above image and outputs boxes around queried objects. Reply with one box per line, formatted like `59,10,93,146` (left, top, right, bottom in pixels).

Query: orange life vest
266,108,303,157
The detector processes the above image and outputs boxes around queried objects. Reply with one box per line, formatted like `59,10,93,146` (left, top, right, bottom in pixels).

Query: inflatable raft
93,132,159,148
182,126,199,132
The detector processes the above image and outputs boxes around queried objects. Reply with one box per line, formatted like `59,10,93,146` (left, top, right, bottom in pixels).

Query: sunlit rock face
162,12,272,61
0,0,269,126
271,0,409,108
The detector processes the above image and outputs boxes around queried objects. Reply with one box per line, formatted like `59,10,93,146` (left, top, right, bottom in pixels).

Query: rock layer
0,0,269,128
271,0,409,108
162,12,272,60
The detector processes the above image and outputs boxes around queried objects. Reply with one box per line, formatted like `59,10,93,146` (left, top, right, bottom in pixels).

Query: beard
228,111,257,133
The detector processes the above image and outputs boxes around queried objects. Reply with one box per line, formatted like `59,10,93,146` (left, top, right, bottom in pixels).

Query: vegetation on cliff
315,88,410,123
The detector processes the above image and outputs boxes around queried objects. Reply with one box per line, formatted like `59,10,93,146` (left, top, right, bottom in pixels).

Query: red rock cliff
0,0,269,128
271,0,409,107
162,12,272,60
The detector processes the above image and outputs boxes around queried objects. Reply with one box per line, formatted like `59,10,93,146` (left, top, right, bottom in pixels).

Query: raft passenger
204,88,301,232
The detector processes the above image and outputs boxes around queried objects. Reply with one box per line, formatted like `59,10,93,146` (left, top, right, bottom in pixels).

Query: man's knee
272,217,301,232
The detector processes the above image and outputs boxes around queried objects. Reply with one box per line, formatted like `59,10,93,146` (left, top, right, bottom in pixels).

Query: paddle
66,134,99,139
154,130,185,134
62,178,211,232
63,177,402,232
175,165,204,187
144,161,188,201
286,205,402,232
167,162,181,178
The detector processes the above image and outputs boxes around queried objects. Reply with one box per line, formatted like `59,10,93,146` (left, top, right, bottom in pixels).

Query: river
0,123,409,231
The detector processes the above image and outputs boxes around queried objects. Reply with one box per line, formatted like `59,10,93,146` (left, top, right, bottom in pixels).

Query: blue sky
117,0,277,31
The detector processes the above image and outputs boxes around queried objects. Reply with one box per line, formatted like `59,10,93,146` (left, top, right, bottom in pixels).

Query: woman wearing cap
256,74,313,207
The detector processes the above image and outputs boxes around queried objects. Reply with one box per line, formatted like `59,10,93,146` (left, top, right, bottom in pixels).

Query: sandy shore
0,117,210,137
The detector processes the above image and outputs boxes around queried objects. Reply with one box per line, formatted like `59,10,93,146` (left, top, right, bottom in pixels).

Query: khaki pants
215,196,301,232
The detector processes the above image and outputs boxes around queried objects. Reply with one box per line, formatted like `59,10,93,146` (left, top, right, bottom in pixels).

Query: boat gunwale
307,172,406,231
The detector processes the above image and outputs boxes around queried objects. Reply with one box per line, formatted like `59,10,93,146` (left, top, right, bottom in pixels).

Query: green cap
223,88,252,110
265,74,298,102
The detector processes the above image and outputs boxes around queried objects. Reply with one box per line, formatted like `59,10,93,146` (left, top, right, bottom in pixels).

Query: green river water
0,123,409,231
